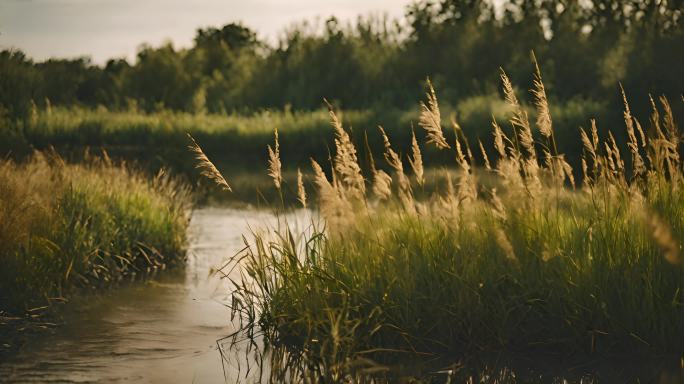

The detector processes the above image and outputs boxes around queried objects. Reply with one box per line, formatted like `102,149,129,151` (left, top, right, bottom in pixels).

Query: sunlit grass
0,152,191,313
196,63,684,381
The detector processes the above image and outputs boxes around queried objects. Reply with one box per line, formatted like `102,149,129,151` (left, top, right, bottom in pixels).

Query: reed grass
0,96,608,188
0,152,191,314
193,61,684,381
1,92,611,210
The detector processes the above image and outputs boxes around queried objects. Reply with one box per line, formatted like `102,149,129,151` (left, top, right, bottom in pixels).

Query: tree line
1,0,682,120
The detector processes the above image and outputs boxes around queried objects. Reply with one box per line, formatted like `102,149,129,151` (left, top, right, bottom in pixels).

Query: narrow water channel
0,207,302,383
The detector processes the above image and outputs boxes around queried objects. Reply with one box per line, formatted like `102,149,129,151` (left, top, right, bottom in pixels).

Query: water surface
0,207,303,383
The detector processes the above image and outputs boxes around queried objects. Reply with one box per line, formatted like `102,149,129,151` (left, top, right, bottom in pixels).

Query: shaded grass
0,96,609,186
0,152,191,314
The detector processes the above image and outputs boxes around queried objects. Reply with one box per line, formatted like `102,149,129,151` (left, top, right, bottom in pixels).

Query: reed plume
581,158,590,187
560,155,575,188
452,119,471,173
531,52,553,140
451,117,478,202
660,96,680,177
501,69,536,161
492,118,507,158
419,78,450,149
479,140,492,171
408,128,425,187
620,85,646,178
580,119,601,183
187,134,231,191
373,168,393,201
311,159,350,224
379,126,414,210
580,126,596,160
326,101,365,199
297,168,307,208
268,127,282,190
607,131,625,178
367,146,392,202
379,127,408,187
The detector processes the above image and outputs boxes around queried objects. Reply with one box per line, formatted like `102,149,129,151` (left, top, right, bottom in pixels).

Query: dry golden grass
419,78,450,150
191,59,684,381
187,133,232,192
408,127,425,187
296,168,307,208
1,152,190,312
267,128,282,190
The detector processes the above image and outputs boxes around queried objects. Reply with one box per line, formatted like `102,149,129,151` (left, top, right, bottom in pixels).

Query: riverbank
0,208,289,383
0,152,191,357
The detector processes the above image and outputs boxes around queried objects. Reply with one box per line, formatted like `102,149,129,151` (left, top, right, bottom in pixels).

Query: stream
0,207,305,383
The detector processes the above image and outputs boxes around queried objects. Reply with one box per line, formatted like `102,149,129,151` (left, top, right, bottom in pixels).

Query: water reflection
0,207,305,383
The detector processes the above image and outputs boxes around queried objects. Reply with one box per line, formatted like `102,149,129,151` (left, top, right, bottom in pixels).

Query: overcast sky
0,0,414,64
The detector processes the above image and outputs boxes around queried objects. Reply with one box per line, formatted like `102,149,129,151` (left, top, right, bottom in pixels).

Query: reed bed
0,96,605,182
0,152,191,314
1,92,608,209
192,60,684,381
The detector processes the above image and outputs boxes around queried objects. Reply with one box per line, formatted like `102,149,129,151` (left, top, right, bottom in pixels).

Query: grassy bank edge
0,152,192,358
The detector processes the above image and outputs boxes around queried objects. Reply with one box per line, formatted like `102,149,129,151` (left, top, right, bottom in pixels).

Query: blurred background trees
1,0,682,119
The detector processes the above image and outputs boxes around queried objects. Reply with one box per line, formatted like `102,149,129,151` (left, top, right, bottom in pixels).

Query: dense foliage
1,0,682,119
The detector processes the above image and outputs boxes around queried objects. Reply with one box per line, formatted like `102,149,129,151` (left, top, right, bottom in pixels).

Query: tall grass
197,63,684,381
0,93,611,209
0,97,608,182
0,152,191,314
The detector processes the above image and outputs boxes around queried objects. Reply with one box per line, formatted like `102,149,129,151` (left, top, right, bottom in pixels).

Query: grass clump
196,59,684,381
0,152,191,314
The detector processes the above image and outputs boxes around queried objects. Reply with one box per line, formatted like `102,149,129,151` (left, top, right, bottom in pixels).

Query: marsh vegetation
202,64,684,382
0,153,190,355
1,0,683,382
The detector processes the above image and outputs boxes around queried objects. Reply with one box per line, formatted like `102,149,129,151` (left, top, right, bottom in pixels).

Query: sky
0,0,415,65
